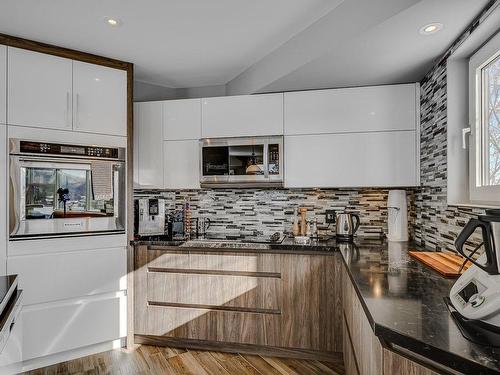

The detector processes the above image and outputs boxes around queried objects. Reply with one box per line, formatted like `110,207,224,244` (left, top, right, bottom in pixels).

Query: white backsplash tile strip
135,188,415,239
414,0,500,251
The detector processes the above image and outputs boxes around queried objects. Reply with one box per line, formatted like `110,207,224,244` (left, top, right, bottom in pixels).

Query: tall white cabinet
8,47,73,130
73,61,127,136
2,42,129,368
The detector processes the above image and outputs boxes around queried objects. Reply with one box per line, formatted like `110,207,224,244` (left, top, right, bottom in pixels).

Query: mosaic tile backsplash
135,188,415,239
414,1,499,251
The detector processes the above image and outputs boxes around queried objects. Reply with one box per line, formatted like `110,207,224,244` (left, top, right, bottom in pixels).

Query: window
469,34,500,205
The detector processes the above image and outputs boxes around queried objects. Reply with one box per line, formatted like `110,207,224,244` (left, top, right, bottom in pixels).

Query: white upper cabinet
8,47,73,130
134,102,164,189
0,46,6,124
284,84,417,135
202,93,283,138
163,99,201,140
285,131,418,188
73,61,127,136
163,140,200,189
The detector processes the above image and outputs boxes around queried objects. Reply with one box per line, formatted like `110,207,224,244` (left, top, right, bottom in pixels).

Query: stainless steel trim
9,139,126,161
0,289,23,355
199,136,284,187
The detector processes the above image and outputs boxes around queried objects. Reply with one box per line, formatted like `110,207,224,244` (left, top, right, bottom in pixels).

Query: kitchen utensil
197,217,211,237
409,251,471,278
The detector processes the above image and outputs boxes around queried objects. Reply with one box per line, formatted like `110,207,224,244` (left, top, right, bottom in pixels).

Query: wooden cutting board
409,251,472,278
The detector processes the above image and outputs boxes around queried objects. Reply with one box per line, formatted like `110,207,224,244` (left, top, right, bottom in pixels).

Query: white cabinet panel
7,247,126,305
284,84,417,135
73,61,127,136
8,47,72,130
202,93,283,138
163,140,200,189
284,131,417,188
163,99,201,140
134,102,164,188
0,46,6,124
22,293,126,361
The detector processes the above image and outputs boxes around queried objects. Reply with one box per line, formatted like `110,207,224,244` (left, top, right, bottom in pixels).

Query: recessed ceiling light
104,17,122,27
419,22,443,35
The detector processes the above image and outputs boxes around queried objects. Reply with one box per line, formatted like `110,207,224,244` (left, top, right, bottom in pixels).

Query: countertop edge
339,251,499,375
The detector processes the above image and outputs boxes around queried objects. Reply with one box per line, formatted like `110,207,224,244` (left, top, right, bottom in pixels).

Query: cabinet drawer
140,305,282,346
147,271,281,312
147,249,281,274
8,247,127,305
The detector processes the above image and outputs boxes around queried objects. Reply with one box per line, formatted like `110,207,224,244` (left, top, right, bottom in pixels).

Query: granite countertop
340,241,500,374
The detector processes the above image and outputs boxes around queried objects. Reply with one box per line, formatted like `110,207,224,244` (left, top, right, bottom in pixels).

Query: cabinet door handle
462,127,471,149
75,93,80,128
66,91,71,128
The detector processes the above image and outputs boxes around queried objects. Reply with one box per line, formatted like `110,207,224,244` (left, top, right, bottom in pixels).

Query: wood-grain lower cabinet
135,246,342,356
342,266,442,375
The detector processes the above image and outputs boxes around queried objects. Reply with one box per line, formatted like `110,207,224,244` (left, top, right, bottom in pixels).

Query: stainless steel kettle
336,212,360,241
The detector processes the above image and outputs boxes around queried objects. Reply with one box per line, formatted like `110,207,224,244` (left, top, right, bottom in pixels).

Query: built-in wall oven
200,136,283,188
9,139,126,240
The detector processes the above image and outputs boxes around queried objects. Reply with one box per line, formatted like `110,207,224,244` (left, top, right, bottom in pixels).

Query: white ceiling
0,0,342,87
0,0,492,93
260,0,491,93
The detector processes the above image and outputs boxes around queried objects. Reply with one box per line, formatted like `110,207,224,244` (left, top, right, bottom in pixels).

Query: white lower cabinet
7,247,127,305
285,131,418,188
163,140,200,189
21,293,126,361
0,124,6,275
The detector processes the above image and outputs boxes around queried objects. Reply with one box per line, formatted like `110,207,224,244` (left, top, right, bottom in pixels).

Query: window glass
482,54,500,185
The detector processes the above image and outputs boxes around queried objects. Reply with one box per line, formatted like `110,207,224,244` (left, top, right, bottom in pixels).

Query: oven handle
15,157,123,170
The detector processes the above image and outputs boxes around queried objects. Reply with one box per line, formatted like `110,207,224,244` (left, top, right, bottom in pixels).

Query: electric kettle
335,212,360,242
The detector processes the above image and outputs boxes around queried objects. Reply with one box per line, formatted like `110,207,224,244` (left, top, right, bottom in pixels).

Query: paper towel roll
387,190,408,242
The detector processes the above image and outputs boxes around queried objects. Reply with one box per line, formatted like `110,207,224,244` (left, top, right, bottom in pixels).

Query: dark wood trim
148,301,282,315
147,267,281,278
126,63,134,349
134,334,343,363
0,33,132,71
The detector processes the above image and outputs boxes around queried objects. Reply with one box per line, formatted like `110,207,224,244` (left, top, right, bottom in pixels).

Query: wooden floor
22,345,345,375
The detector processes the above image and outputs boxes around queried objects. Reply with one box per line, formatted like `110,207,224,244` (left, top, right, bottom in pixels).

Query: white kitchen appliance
387,190,408,242
450,210,500,329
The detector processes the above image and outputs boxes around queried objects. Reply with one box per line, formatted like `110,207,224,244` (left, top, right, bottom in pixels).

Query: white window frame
468,32,500,205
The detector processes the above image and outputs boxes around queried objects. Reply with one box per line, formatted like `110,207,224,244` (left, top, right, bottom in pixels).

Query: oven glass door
10,157,125,239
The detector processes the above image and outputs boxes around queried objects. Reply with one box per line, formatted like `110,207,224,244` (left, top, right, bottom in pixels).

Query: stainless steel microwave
9,139,126,240
200,136,283,188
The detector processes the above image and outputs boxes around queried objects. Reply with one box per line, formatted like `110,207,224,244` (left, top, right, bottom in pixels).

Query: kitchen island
132,238,500,374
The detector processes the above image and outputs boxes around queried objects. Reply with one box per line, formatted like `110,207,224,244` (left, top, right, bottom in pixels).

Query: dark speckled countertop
132,237,500,373
339,240,500,374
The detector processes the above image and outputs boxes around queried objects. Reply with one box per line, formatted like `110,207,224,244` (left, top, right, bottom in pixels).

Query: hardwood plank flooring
22,345,344,375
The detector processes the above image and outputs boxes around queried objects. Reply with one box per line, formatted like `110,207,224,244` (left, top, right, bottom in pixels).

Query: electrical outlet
325,210,336,224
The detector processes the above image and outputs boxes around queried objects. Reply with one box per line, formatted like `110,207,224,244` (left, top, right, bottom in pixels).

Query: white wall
134,80,226,102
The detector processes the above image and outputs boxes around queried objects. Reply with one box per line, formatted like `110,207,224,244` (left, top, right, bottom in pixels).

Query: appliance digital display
459,282,479,303
60,145,86,155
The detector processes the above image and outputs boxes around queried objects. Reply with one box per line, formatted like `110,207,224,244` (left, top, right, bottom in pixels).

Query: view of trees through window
484,53,500,185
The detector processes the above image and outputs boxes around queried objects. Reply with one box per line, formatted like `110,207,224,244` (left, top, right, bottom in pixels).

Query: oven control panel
19,141,120,159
